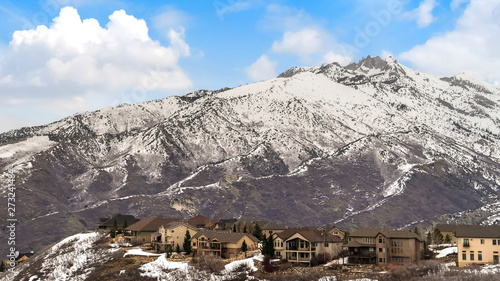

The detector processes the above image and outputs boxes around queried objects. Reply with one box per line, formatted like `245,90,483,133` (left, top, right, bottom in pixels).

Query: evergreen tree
426,231,432,246
237,222,242,232
433,228,443,245
413,226,420,236
233,224,237,233
243,224,247,233
241,240,248,253
261,234,275,257
252,223,263,240
176,243,181,254
183,230,192,254
123,219,128,229
444,234,451,244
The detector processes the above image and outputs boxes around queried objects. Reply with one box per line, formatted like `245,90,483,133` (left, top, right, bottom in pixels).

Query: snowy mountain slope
1,56,500,255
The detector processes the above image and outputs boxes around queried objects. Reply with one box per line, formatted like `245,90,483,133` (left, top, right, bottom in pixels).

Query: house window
494,240,497,245
170,230,174,233
470,251,474,261
193,242,196,246
498,240,500,245
379,236,382,243
379,258,383,263
379,248,382,252
281,241,283,247
464,239,470,247
478,251,482,261
462,251,466,260
369,247,375,252
324,243,329,247
349,238,352,242
481,239,485,244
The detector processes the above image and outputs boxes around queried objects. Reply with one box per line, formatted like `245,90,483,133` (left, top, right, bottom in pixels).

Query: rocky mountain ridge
1,56,499,254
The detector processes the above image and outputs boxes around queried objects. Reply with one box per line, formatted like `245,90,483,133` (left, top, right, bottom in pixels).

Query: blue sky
0,0,499,132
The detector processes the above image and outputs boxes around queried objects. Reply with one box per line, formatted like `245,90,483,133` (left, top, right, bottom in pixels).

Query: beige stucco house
191,230,259,259
345,228,424,266
152,221,198,252
273,228,343,266
455,225,500,267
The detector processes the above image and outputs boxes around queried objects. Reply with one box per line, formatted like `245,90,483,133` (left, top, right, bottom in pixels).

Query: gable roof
164,221,198,231
188,215,213,227
125,217,178,232
349,228,423,241
261,221,287,230
99,214,139,227
276,228,342,243
454,225,500,238
192,230,259,243
379,230,423,241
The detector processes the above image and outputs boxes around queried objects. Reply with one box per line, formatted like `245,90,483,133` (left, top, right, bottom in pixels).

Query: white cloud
400,0,500,85
404,0,437,28
451,0,470,10
153,7,192,31
322,51,352,66
380,50,394,60
0,6,193,132
271,28,323,58
246,55,278,82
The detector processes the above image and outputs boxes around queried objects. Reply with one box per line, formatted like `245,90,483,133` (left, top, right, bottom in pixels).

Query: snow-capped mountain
1,56,500,254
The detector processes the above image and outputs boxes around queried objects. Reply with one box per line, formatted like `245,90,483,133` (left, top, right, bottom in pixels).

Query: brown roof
436,224,459,233
99,214,139,227
380,230,423,241
276,229,343,243
454,225,500,238
125,217,178,232
188,215,213,227
349,228,423,241
261,221,287,230
164,221,198,231
349,228,384,238
193,230,259,243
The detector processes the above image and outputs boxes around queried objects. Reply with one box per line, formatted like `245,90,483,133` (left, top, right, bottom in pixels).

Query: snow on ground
140,255,189,279
4,232,113,281
324,257,348,266
436,247,457,258
123,247,162,257
223,258,258,273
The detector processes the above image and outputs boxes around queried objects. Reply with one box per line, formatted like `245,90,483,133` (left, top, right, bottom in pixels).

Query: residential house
124,217,178,244
345,228,424,266
261,221,287,238
274,228,343,266
152,221,198,252
98,214,139,231
325,227,346,240
191,230,259,259
214,218,238,230
436,224,458,246
188,215,217,229
455,225,500,267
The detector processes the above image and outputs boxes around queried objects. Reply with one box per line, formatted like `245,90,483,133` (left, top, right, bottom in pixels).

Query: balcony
463,243,470,247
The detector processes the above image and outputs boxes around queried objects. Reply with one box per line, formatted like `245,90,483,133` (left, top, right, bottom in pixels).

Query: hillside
1,56,499,255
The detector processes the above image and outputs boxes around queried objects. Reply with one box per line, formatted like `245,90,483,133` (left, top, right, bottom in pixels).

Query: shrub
190,255,225,273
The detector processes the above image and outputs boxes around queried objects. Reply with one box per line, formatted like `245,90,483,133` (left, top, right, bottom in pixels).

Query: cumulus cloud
400,0,500,85
271,28,323,58
261,4,352,65
322,51,352,66
404,0,437,28
0,6,193,132
450,0,470,10
246,55,278,82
